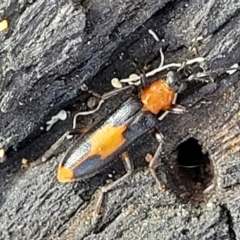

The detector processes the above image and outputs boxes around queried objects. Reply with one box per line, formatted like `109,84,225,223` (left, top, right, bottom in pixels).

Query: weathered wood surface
1,0,240,239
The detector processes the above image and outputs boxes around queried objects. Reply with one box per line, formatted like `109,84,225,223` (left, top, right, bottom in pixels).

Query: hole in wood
176,138,214,199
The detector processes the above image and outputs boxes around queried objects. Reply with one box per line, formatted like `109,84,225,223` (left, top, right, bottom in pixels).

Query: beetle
29,72,186,215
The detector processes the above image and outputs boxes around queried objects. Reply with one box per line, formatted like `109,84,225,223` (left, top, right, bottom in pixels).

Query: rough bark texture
1,0,240,239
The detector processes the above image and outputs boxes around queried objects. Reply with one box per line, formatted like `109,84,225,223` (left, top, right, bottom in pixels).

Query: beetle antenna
139,72,147,90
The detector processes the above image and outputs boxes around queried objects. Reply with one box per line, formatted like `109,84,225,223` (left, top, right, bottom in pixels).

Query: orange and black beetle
31,73,185,215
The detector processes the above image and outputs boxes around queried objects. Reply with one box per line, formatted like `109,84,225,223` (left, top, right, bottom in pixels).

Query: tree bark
0,0,240,239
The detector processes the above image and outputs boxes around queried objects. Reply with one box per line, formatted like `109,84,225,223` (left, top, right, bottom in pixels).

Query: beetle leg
27,127,90,167
88,85,133,100
158,92,186,121
148,132,166,190
101,85,133,100
158,92,177,121
72,86,134,129
167,104,187,114
94,151,133,217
